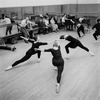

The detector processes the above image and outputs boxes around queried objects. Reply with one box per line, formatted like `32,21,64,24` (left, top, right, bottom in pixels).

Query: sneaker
94,40,98,42
97,36,100,39
37,59,40,63
5,66,13,71
56,83,60,93
89,51,95,56
12,47,16,51
24,40,29,43
53,67,58,71
64,56,69,59
64,55,69,59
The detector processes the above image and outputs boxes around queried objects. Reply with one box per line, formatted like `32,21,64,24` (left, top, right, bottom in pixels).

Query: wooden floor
0,30,100,100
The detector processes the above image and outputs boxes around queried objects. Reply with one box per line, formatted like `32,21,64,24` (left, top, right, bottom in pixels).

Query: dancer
60,35,95,58
92,18,100,42
5,35,49,71
76,18,85,37
40,40,64,93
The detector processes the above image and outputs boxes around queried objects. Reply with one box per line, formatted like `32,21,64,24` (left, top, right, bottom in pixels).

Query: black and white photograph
0,0,100,100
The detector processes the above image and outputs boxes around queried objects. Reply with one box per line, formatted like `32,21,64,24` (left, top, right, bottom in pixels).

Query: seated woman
43,16,52,33
61,14,67,29
37,16,48,35
50,17,59,32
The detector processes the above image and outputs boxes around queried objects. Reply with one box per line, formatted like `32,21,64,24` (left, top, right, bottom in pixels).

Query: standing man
20,17,30,38
18,17,35,42
1,15,12,36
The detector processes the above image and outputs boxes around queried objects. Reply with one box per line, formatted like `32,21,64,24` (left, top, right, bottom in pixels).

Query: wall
0,5,62,19
0,3,100,24
0,0,67,8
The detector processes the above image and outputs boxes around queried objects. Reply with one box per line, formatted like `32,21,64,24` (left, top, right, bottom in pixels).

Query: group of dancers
5,32,95,93
2,17,100,93
77,17,100,41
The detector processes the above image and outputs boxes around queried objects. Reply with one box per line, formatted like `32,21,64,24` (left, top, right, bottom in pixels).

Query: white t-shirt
44,19,49,26
21,19,27,27
50,19,55,25
79,18,83,23
1,18,11,24
62,16,66,23
21,19,33,27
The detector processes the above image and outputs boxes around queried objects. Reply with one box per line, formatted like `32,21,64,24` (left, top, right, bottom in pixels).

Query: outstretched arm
47,39,60,44
36,48,52,52
20,36,28,41
20,36,35,43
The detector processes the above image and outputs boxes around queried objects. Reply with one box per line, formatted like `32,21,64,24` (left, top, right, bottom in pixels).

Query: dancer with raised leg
40,40,64,93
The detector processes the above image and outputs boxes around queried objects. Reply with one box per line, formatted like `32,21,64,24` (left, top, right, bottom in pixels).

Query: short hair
32,35,38,41
60,35,65,39
53,41,59,47
96,18,100,23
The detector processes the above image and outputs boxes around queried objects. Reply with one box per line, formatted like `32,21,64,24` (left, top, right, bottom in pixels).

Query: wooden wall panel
43,5,61,14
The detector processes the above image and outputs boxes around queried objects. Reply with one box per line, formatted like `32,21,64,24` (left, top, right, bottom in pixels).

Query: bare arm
20,36,35,43
47,39,60,44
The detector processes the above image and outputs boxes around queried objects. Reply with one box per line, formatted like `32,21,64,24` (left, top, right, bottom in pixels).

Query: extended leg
77,28,81,37
78,41,89,52
93,32,98,41
78,41,95,56
36,50,41,62
56,64,64,93
5,53,32,71
12,53,32,67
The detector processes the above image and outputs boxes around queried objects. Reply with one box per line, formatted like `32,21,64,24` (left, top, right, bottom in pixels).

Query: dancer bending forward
60,34,95,58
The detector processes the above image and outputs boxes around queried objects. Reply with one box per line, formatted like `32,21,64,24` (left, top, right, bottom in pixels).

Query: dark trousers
0,46,12,50
53,58,64,83
77,26,85,37
6,25,12,35
38,27,48,34
12,50,41,67
20,27,29,38
93,31,100,40
65,41,89,54
20,27,29,43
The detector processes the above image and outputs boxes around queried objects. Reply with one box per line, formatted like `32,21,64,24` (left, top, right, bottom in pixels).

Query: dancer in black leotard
60,35,95,58
76,18,85,37
5,35,48,71
41,40,64,93
92,18,100,42
77,23,85,37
